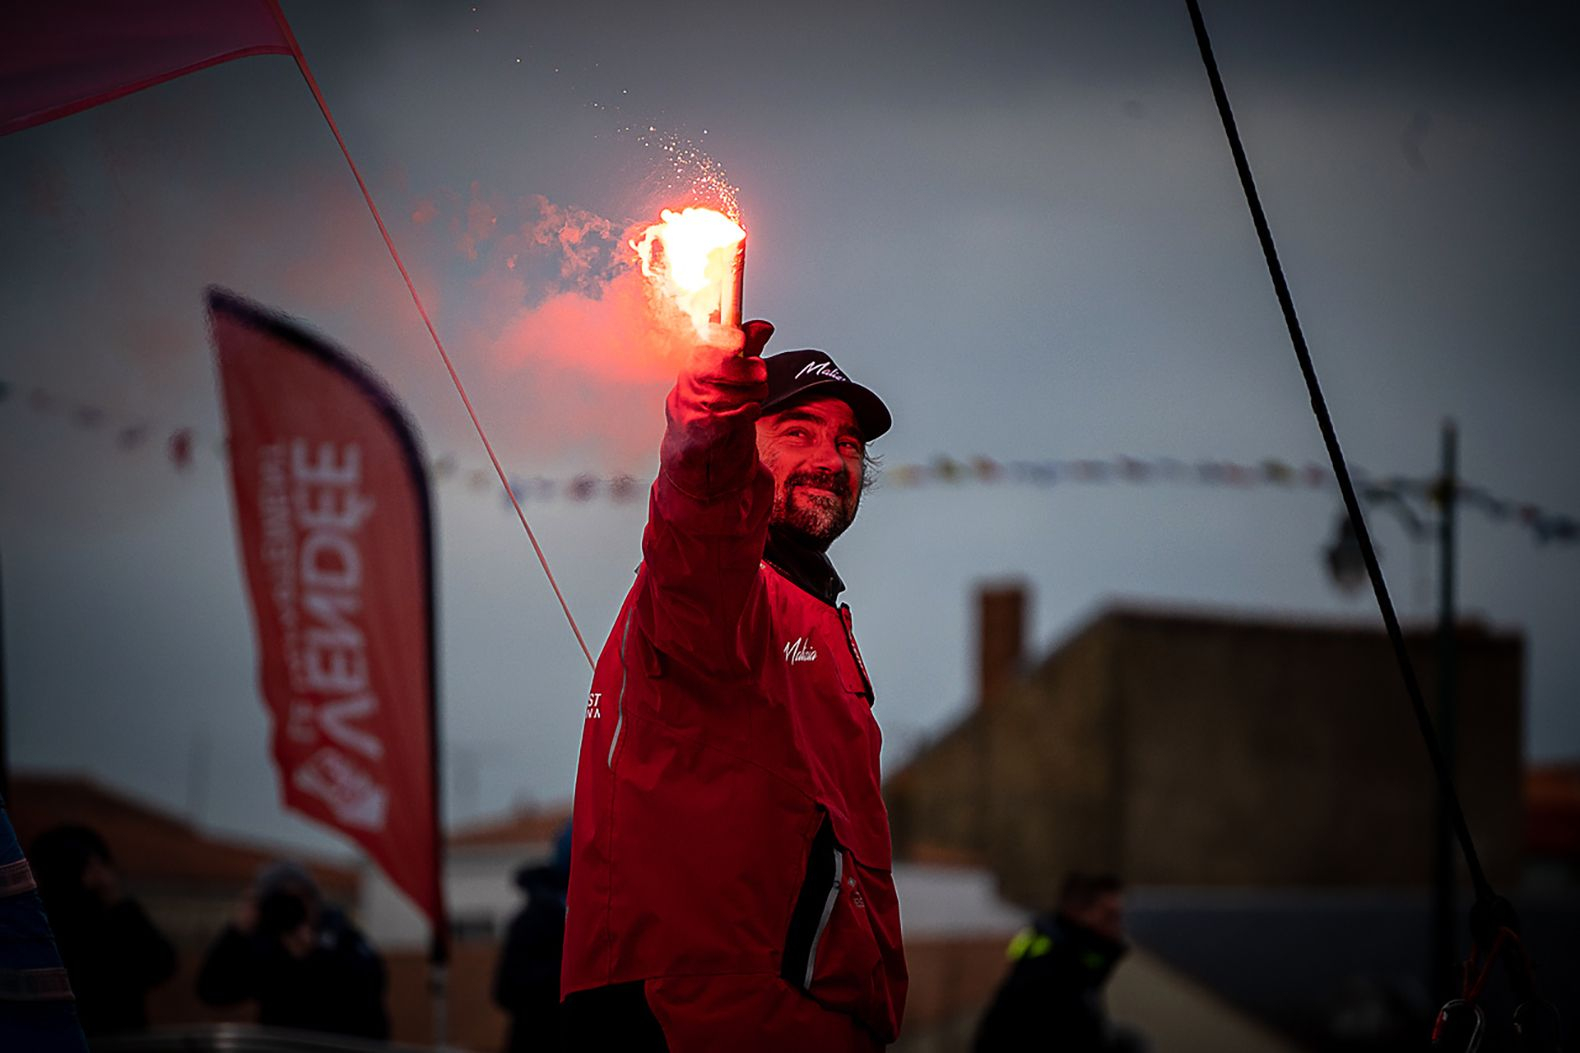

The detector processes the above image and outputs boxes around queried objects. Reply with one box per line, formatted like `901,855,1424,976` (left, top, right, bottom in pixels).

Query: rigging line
1181,0,1492,904
265,2,594,670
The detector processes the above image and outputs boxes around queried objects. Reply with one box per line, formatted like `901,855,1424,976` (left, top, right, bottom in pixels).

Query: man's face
280,921,316,959
1070,891,1125,943
79,854,119,904
756,396,865,550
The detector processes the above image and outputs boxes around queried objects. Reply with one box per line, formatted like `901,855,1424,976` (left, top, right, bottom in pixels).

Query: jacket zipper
804,843,843,987
781,814,838,988
838,603,875,701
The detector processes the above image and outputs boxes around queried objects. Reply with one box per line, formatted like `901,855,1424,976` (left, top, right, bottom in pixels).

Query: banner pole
425,446,449,1046
429,946,449,1047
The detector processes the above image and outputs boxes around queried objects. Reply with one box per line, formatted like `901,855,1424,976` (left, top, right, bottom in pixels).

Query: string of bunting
3,378,1576,546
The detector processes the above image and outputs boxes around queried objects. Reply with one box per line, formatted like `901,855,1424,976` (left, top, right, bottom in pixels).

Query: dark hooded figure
493,823,572,1053
28,824,177,1037
974,873,1144,1053
195,860,389,1039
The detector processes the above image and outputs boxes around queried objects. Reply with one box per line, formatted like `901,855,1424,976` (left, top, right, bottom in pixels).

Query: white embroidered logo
793,360,848,383
586,691,603,719
784,637,819,664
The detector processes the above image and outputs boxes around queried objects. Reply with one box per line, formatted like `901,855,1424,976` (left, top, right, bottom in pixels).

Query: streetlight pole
1431,419,1459,1003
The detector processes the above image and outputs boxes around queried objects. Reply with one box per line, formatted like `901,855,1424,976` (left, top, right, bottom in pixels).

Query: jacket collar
764,525,845,605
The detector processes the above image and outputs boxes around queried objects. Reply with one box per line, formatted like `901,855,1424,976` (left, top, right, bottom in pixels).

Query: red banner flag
210,289,445,935
1,0,292,136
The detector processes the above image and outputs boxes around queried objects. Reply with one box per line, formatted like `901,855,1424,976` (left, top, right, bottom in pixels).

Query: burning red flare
632,207,746,341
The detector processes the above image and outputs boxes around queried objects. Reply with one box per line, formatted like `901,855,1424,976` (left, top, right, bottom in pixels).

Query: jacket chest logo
784,637,819,664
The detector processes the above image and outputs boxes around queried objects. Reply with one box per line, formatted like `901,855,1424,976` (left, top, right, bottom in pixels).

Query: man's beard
771,470,859,550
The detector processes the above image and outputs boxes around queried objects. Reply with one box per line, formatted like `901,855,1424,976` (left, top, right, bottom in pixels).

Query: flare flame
631,207,746,340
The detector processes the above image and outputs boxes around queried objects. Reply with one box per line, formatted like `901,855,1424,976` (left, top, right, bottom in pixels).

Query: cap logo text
795,360,848,383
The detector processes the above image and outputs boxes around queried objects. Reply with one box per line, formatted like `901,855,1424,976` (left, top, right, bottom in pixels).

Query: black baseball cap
761,349,892,441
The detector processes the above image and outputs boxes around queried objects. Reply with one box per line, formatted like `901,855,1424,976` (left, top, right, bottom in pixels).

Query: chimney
977,582,1027,708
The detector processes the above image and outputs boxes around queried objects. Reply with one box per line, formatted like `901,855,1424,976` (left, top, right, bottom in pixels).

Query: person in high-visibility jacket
974,873,1142,1053
562,321,907,1051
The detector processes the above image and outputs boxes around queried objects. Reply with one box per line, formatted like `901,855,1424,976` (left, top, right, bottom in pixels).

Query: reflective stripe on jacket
562,346,908,1051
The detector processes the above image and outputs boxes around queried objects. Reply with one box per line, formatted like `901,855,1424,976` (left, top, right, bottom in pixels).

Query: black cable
1180,0,1496,911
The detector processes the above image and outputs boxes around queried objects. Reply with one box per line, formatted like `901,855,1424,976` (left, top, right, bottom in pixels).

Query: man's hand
683,320,772,420
706,319,775,359
663,319,774,501
738,319,774,359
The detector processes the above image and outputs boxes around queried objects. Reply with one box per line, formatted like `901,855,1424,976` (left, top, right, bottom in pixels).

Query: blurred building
4,773,577,1049
885,585,1524,907
358,802,572,1049
7,771,365,1034
358,801,572,949
882,587,1580,1051
7,771,360,945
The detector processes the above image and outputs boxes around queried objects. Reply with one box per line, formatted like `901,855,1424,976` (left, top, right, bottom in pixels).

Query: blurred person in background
974,872,1145,1053
196,859,389,1039
493,822,572,1052
29,824,176,1038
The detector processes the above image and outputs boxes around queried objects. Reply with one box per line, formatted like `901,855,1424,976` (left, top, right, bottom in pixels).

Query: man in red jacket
562,320,907,1051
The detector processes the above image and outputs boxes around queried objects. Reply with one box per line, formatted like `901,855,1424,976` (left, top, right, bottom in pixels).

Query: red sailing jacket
562,346,908,1051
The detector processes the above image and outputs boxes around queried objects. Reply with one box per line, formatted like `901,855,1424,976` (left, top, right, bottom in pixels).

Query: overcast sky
3,0,1577,863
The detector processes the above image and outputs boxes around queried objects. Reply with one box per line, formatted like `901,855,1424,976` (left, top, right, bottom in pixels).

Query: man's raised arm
638,321,776,678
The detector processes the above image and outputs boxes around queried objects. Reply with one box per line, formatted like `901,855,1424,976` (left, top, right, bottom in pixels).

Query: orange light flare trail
631,207,747,344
